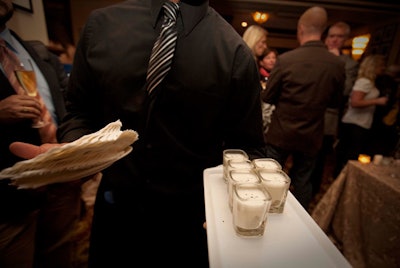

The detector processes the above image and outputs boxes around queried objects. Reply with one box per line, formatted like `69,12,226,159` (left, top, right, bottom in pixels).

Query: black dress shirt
58,0,265,266
59,0,265,187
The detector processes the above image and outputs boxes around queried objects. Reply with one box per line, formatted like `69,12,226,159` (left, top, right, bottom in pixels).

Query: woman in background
242,25,268,62
243,26,271,136
334,55,388,176
258,48,278,138
258,48,278,90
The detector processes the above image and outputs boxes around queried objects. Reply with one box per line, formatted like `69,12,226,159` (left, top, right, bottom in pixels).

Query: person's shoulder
24,40,50,61
207,8,247,46
332,53,346,67
277,49,297,61
354,77,372,90
319,49,345,68
208,8,238,33
357,77,370,83
340,54,359,67
89,0,146,17
83,0,147,38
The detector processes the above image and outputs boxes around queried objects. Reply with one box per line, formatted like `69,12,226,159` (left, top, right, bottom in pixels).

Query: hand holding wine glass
14,59,47,128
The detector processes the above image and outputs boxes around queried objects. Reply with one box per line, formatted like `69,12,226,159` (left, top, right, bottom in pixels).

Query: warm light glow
241,21,248,28
352,43,367,49
358,154,371,164
252,11,269,24
351,34,370,60
353,36,370,43
352,49,364,55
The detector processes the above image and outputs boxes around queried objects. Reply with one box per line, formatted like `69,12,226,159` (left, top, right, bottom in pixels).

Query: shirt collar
150,0,208,36
302,40,325,48
0,28,18,52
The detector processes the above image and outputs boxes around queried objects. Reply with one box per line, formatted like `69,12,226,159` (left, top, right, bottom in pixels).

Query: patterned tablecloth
312,160,400,268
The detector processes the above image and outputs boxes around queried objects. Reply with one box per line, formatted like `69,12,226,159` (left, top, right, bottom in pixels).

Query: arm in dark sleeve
222,45,266,159
58,16,103,142
343,57,359,97
328,63,346,109
48,51,69,98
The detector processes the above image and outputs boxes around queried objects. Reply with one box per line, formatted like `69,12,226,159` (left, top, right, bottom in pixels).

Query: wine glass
14,59,47,128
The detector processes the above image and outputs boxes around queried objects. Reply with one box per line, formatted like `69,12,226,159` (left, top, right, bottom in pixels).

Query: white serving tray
204,165,351,268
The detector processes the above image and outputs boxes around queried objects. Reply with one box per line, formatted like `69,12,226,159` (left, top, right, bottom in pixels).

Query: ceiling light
252,12,269,24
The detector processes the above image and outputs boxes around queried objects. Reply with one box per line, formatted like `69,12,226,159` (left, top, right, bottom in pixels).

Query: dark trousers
310,135,335,197
334,123,368,177
88,179,209,267
265,144,316,211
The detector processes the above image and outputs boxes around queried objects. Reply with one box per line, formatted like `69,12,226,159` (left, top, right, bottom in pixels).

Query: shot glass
252,158,282,170
373,154,383,165
257,169,291,213
232,182,272,237
222,149,249,183
228,169,260,211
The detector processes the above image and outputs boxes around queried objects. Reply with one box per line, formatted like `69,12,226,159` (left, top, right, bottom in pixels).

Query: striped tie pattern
0,39,57,143
0,39,25,95
146,1,179,95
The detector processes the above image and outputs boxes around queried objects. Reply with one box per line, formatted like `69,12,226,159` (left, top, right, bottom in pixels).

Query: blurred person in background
262,6,345,211
243,25,274,137
310,21,359,197
258,47,278,90
367,64,400,157
334,55,388,176
242,25,270,136
242,24,268,62
42,0,76,66
258,48,278,138
0,0,81,267
325,21,359,114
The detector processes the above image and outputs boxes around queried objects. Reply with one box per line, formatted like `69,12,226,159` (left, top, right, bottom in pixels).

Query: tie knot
163,1,179,22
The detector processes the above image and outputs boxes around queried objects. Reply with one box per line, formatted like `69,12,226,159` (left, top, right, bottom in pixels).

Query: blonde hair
357,54,386,82
242,25,268,56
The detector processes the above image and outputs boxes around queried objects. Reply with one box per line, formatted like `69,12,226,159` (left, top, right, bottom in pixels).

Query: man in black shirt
10,0,266,266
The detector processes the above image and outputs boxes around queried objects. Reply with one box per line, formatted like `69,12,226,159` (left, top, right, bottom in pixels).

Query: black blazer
0,30,68,217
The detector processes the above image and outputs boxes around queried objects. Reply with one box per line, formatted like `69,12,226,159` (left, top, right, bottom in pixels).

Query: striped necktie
0,39,25,94
0,39,57,143
146,1,179,96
